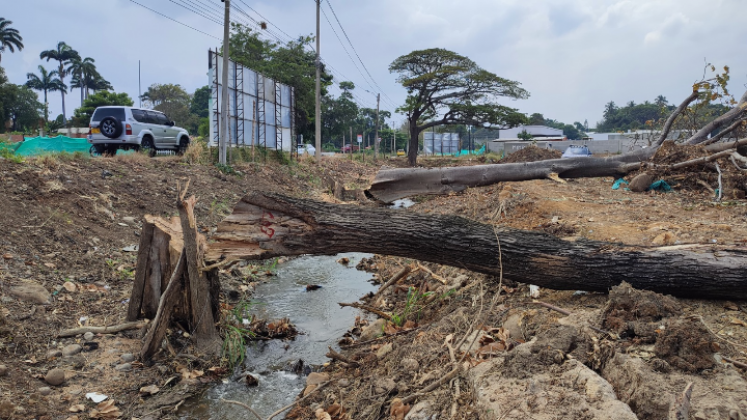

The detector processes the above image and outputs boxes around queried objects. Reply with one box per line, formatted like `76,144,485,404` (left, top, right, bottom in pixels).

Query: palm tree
72,69,112,101
40,42,80,123
0,18,24,64
655,95,668,107
69,56,97,104
25,65,66,121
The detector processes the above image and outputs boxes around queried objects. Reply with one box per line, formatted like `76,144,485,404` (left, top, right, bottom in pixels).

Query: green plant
0,147,24,163
221,299,259,368
215,163,239,176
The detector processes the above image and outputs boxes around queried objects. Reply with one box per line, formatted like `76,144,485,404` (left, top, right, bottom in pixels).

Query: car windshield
92,108,126,122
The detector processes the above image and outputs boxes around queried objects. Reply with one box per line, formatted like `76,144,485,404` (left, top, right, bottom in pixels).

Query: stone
122,217,136,223
8,282,51,304
0,365,7,377
306,372,329,386
337,378,351,387
46,350,62,359
376,342,394,359
374,377,397,394
629,172,655,193
405,401,438,420
83,332,94,341
62,344,83,357
38,387,52,396
121,353,135,363
401,358,419,373
45,368,65,386
359,318,386,342
115,363,132,372
652,232,676,246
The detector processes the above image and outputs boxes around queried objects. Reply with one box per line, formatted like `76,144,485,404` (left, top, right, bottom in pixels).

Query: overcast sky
3,0,746,129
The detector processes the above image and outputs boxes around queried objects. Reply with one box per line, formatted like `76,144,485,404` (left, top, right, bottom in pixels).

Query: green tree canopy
0,18,24,64
390,48,529,165
140,83,197,131
0,83,42,132
40,41,80,122
190,85,210,119
73,91,133,125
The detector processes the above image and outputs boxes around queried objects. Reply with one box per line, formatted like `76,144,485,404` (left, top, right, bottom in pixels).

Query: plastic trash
648,180,671,192
85,392,108,403
612,178,629,190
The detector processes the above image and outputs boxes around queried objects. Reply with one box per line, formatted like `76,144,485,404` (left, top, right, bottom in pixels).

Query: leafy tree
197,117,209,137
25,65,65,121
517,129,533,141
574,121,584,131
40,42,80,122
72,91,133,125
389,48,529,165
190,85,210,118
528,113,545,125
0,18,23,64
0,83,42,132
229,24,333,143
141,83,197,132
69,57,109,102
654,95,668,107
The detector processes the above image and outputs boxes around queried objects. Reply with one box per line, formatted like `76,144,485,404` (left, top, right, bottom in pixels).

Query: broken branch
58,321,144,338
338,302,392,321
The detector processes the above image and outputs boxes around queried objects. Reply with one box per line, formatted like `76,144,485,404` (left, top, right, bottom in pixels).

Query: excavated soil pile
499,145,562,163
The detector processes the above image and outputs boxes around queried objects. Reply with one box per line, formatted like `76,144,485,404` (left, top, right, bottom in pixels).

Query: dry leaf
63,282,77,293
724,302,740,311
89,400,121,419
326,402,343,417
68,404,85,413
389,398,411,420
315,408,332,420
139,385,160,395
477,341,506,358
402,320,417,330
730,318,747,327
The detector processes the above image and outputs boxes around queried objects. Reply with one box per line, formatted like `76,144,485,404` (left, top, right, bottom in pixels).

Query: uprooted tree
206,191,747,300
369,77,747,202
390,48,530,166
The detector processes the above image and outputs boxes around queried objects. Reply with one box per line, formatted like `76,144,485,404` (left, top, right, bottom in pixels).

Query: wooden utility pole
314,0,321,160
374,93,380,161
220,0,231,165
350,126,353,161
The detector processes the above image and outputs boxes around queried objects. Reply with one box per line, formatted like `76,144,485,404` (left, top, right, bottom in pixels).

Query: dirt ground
1,150,747,419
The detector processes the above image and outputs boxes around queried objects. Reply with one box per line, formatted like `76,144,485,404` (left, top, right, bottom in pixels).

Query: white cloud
2,0,746,128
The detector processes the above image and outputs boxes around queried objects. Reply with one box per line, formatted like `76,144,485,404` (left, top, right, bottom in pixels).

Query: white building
499,125,564,140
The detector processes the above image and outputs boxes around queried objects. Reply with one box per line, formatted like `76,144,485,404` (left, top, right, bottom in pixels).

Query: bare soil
2,152,747,420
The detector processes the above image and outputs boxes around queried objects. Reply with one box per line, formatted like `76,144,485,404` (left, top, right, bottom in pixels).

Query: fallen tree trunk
366,138,747,203
208,192,747,300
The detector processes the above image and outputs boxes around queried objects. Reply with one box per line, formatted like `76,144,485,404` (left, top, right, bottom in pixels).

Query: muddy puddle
181,252,376,419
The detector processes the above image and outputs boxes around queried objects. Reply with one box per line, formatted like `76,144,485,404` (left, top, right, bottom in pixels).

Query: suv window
92,108,126,122
144,111,161,124
154,112,171,125
131,109,148,123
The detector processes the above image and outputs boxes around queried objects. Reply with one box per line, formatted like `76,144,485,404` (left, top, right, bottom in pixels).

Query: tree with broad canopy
389,48,529,166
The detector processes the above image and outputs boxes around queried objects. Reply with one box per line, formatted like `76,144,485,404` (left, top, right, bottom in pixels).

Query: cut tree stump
207,192,747,300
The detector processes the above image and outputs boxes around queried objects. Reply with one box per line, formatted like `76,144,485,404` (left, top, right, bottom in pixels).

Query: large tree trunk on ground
367,149,655,203
207,192,747,300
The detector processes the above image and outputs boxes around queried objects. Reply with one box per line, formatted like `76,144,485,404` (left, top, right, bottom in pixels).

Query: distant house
500,125,564,140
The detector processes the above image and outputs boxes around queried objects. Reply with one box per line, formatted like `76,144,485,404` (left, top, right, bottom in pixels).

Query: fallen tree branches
338,302,392,321
207,192,747,300
58,321,144,338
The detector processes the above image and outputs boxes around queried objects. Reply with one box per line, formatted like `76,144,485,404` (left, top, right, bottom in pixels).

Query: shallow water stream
182,252,376,419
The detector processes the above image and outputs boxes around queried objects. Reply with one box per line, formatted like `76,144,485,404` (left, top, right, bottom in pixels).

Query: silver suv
87,106,190,156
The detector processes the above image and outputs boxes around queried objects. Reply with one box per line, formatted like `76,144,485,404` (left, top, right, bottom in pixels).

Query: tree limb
58,321,144,338
653,90,699,147
687,90,747,145
701,117,746,146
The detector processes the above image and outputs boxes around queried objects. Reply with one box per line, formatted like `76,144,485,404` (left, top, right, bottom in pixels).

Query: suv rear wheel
177,137,190,155
100,116,123,139
139,136,156,157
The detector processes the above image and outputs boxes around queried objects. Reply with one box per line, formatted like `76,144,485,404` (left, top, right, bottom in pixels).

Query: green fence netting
14,136,92,156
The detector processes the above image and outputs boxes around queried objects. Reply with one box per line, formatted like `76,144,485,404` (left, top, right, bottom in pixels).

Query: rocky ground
1,149,746,419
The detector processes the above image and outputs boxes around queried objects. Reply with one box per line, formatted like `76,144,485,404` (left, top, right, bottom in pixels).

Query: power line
166,0,222,25
127,0,220,40
235,0,295,43
323,0,397,109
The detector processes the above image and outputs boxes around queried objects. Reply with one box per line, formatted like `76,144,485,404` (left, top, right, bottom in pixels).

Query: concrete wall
488,139,645,156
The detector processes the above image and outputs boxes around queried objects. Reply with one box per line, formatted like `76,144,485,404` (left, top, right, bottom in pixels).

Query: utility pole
314,0,321,160
220,0,231,165
350,126,353,161
138,60,141,108
373,93,380,161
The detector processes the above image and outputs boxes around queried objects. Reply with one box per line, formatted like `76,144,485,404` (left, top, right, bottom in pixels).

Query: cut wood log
208,192,747,300
141,250,186,361
178,192,219,355
127,222,155,322
365,151,651,203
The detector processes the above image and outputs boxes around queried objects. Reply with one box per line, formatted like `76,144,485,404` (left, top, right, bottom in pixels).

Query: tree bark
178,195,220,355
366,150,654,203
127,222,155,322
207,192,747,300
141,250,186,361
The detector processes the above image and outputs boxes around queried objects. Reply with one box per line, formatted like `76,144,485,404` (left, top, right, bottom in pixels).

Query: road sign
356,134,363,143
